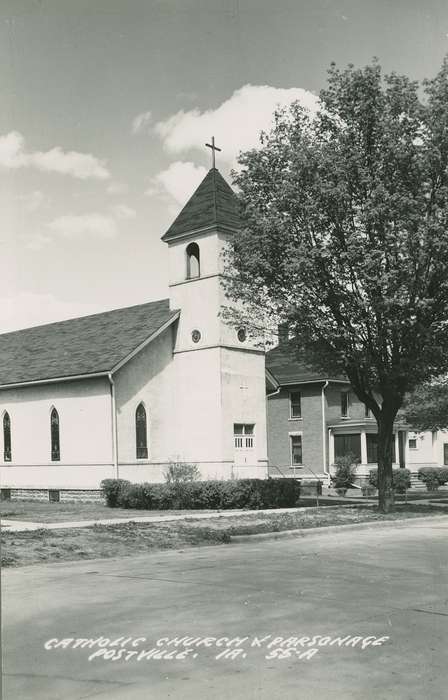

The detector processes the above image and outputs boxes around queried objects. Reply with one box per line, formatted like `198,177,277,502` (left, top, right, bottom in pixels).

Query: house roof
0,299,179,387
162,168,241,241
266,343,348,385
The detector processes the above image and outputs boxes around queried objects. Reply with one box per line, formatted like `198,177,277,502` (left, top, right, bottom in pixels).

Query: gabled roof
266,343,348,385
0,299,179,387
162,168,241,241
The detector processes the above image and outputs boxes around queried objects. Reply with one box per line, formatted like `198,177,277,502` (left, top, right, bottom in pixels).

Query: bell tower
161,151,268,480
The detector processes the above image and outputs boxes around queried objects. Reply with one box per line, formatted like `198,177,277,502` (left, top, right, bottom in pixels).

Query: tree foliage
225,58,448,511
402,379,448,431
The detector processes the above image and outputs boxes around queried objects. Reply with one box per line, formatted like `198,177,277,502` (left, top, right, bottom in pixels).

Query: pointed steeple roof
161,168,241,241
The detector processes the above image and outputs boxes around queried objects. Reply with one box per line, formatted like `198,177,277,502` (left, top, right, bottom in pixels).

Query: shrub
368,468,411,493
101,478,301,511
101,479,131,507
164,462,201,484
331,454,358,490
391,469,411,493
418,467,448,491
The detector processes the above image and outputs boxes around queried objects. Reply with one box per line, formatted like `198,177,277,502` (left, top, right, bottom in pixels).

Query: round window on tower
191,329,201,343
237,327,247,343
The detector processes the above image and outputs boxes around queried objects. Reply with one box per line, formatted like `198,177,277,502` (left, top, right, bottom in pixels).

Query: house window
234,424,255,448
50,408,60,461
444,444,448,466
364,404,371,418
409,438,417,450
3,412,11,462
290,435,303,465
341,391,350,417
290,391,301,419
334,433,361,462
186,242,200,279
367,434,397,463
136,403,148,459
49,489,60,503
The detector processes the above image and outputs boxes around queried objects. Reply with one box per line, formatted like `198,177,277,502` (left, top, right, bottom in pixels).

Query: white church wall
113,325,175,475
0,377,114,488
170,275,222,351
171,346,225,471
220,347,268,479
168,230,221,284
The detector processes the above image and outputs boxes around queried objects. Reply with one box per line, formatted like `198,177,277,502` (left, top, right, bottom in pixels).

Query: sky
1,0,448,332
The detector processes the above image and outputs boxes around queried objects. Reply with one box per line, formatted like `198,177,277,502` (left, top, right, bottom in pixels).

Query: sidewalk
1,504,340,533
2,496,444,534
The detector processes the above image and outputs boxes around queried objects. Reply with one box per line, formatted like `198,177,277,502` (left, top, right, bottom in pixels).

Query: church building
0,168,268,500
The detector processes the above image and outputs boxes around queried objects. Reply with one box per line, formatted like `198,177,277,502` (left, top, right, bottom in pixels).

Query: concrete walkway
1,496,444,533
0,504,338,532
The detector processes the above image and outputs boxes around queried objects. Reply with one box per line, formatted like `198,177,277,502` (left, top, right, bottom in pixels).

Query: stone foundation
1,488,104,503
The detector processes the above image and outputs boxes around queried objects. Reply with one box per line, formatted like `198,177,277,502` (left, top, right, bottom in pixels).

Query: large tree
402,379,448,432
225,59,448,512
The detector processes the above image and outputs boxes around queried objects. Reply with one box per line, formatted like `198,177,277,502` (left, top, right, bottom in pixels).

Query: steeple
161,168,241,242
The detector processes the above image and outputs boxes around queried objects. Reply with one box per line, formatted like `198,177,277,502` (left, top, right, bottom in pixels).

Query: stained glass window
136,403,148,459
51,408,60,461
3,412,11,462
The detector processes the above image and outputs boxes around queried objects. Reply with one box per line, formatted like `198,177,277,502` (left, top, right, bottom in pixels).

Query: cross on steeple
205,136,222,169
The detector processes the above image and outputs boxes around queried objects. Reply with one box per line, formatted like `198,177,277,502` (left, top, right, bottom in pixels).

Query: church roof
162,168,241,241
266,343,348,385
0,299,179,387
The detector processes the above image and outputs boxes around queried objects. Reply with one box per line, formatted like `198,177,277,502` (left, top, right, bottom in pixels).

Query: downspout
266,387,281,399
108,373,119,479
322,380,329,478
266,386,281,477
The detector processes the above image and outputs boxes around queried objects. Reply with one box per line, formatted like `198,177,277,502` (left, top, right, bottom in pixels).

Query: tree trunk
376,412,395,513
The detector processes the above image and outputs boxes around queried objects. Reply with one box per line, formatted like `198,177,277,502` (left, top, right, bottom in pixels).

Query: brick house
265,335,448,486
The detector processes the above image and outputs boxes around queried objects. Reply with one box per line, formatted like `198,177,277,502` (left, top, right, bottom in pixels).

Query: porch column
360,430,367,465
328,430,335,466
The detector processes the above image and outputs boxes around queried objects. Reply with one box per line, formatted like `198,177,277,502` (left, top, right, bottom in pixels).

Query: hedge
368,468,411,494
101,478,301,510
418,467,448,491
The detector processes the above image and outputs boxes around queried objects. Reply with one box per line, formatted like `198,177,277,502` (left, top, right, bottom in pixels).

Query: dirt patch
2,504,446,568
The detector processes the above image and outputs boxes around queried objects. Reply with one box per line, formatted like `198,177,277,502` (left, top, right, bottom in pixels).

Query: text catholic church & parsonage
0,160,446,501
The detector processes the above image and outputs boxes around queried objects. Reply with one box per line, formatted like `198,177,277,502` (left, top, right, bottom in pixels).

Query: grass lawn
2,503,447,568
0,497,356,523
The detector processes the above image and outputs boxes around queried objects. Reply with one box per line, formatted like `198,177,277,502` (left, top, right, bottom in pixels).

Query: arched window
136,403,148,459
186,242,200,279
50,408,60,461
3,412,11,462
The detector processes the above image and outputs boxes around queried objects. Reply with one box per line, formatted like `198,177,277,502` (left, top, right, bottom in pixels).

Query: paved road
2,519,448,700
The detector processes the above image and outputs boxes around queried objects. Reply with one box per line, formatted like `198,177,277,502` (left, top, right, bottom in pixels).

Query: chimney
278,323,289,346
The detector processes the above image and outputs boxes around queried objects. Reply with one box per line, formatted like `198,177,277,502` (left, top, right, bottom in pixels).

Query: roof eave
161,223,240,243
110,310,180,373
0,310,181,390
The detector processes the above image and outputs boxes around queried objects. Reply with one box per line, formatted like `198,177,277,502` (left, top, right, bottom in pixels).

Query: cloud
132,111,152,134
0,131,110,180
24,232,52,251
154,84,319,165
48,213,118,239
112,204,136,219
146,161,207,205
0,293,101,333
19,189,47,212
107,181,128,195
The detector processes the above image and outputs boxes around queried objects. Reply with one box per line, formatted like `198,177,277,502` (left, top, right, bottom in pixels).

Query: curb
229,514,448,543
